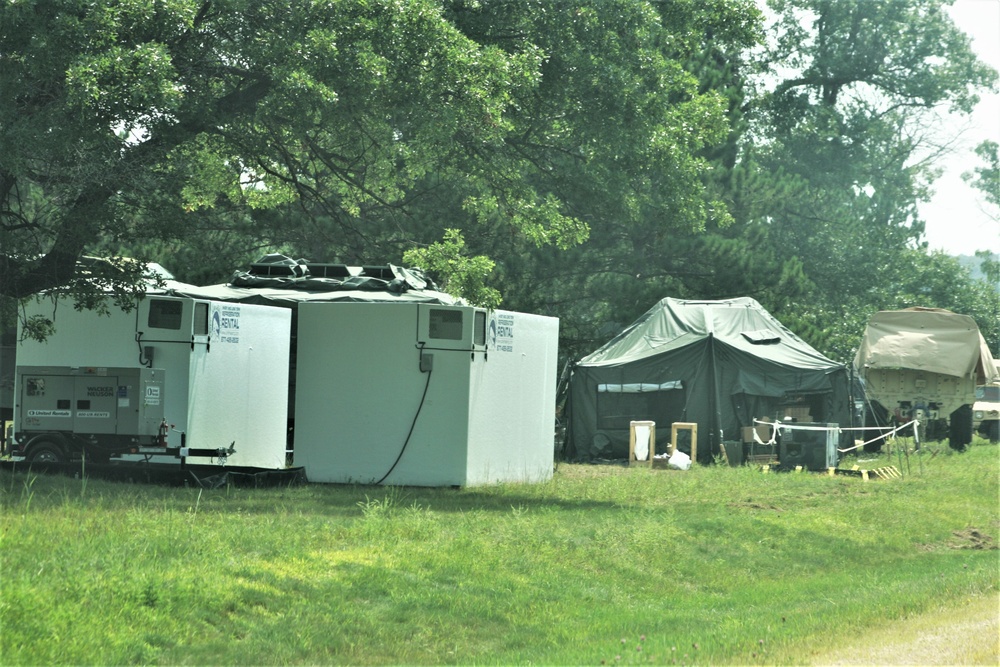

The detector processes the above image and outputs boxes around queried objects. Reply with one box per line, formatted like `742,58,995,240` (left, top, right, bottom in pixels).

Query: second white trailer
293,302,558,486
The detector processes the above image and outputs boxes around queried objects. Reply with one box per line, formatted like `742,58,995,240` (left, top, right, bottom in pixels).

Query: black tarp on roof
564,297,852,463
170,254,462,307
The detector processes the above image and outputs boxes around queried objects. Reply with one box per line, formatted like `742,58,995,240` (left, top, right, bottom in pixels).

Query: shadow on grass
0,460,625,515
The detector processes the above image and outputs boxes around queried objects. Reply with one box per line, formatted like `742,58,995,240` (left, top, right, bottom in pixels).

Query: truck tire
926,418,949,443
26,441,67,464
949,405,973,451
987,420,1000,444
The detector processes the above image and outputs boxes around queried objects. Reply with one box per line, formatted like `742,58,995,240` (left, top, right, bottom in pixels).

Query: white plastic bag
668,449,691,471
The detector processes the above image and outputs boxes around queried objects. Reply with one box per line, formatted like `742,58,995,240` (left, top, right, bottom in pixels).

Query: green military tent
564,297,852,463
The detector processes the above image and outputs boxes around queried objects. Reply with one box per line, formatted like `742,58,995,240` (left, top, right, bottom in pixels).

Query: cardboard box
742,424,774,443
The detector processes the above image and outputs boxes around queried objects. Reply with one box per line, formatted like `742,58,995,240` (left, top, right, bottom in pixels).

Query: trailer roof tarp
172,282,461,307
169,255,462,307
564,297,851,462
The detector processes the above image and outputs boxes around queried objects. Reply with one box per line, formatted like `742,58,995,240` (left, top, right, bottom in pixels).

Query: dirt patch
949,528,998,550
919,527,998,552
809,594,1000,666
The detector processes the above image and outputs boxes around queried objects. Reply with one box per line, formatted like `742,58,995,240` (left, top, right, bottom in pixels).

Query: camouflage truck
854,308,998,450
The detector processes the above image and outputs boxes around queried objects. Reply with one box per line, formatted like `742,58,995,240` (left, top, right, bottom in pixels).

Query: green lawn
2,440,997,665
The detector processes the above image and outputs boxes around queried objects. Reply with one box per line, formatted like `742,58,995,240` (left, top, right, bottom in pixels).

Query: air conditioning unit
779,423,839,470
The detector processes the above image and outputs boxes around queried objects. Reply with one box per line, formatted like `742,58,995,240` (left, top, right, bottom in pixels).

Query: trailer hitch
171,434,237,468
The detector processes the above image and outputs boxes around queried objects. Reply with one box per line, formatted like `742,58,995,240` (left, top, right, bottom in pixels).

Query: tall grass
1,441,997,665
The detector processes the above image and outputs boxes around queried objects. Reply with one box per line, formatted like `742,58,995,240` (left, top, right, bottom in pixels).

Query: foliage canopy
1,0,997,358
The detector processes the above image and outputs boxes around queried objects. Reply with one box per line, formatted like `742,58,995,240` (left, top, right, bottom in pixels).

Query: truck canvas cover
854,308,998,384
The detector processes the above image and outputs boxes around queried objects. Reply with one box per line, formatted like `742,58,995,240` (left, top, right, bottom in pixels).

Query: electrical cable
373,344,433,485
135,332,152,367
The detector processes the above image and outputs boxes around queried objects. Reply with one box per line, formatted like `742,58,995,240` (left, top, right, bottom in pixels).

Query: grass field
1,440,997,665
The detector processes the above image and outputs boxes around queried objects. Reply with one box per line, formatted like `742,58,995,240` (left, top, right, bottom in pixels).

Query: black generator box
778,422,838,471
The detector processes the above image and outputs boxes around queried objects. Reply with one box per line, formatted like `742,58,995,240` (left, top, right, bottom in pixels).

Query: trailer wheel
26,441,66,464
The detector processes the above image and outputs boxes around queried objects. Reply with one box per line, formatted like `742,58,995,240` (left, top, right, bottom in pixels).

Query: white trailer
14,295,291,467
293,303,558,486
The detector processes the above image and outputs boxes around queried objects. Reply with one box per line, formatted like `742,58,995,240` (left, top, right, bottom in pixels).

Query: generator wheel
26,441,67,464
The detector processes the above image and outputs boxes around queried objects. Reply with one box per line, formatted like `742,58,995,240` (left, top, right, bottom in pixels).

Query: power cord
373,344,434,485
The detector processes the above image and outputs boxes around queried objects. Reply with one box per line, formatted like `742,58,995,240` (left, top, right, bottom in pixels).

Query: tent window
598,382,682,393
596,381,684,430
741,329,780,345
